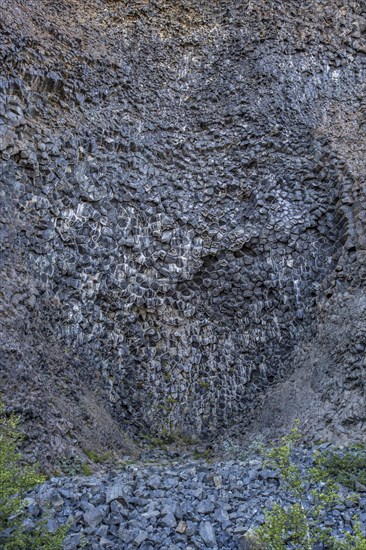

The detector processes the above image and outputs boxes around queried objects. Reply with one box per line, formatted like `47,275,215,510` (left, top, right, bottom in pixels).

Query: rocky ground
10,445,366,549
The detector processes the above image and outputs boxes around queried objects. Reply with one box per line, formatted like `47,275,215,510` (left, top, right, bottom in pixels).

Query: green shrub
59,455,84,476
81,463,93,476
83,448,111,464
315,447,366,491
255,421,366,549
0,401,68,549
334,520,366,550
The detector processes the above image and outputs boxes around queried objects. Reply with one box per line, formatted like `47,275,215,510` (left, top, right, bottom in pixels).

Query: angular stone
199,521,217,548
214,507,231,527
146,475,162,490
134,530,148,547
160,512,177,528
197,500,215,514
213,475,222,489
176,520,187,534
106,482,130,506
83,507,104,528
63,533,82,550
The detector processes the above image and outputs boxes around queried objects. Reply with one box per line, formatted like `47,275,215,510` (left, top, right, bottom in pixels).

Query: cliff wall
1,0,366,463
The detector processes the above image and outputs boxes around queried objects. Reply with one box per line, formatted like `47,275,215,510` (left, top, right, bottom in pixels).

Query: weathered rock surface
0,0,366,465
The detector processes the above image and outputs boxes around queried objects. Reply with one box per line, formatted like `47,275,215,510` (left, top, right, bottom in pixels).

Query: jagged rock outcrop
1,0,366,464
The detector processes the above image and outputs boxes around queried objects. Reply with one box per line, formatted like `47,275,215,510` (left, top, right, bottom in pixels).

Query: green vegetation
81,463,93,476
254,421,366,549
59,447,113,474
192,447,213,461
0,401,68,549
59,452,100,475
59,455,84,476
83,448,112,464
334,521,366,550
315,446,366,491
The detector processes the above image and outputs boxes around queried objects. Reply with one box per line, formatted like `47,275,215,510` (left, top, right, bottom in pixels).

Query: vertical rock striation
0,0,366,461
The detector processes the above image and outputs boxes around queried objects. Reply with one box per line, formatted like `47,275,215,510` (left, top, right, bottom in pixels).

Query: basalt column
0,0,365,455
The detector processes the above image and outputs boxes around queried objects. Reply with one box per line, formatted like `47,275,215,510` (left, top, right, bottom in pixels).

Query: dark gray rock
160,513,177,528
83,507,105,529
106,481,130,506
199,521,217,548
146,475,162,490
133,530,149,547
197,500,216,514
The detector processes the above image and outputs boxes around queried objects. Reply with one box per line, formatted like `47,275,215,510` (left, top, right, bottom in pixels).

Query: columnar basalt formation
1,0,366,462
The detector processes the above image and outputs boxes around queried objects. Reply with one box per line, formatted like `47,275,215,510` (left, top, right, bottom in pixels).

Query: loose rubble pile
18,448,366,549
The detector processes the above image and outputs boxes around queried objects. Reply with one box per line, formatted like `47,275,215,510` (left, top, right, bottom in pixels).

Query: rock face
0,0,366,462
